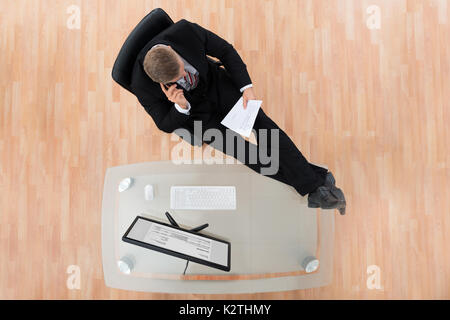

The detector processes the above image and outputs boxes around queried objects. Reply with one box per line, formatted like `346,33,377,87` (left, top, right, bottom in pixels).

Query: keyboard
170,186,236,210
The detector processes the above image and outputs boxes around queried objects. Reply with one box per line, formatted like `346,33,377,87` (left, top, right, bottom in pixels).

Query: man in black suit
130,19,346,214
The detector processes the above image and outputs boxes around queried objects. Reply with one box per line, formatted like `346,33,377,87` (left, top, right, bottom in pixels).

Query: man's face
165,46,187,85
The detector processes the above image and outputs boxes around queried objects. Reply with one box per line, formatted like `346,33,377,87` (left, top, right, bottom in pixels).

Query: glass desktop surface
102,161,334,293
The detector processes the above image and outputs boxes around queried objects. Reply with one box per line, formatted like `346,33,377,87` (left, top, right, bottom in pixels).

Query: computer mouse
144,184,154,201
118,177,133,192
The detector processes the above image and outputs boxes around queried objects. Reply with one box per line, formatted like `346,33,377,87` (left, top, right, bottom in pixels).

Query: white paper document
143,222,212,261
220,96,263,138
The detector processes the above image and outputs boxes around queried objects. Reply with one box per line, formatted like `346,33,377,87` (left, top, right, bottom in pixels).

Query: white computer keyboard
170,186,236,210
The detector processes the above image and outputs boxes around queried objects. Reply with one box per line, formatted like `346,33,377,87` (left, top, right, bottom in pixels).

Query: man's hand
160,83,188,108
242,87,256,109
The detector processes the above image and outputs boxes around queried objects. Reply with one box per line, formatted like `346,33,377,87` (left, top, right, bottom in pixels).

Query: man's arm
240,84,253,92
186,20,252,90
137,93,190,133
174,101,191,115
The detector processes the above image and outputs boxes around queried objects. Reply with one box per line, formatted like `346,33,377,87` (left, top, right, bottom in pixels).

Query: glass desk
101,161,335,293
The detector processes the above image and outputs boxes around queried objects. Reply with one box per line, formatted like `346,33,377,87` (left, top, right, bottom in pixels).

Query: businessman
130,19,346,214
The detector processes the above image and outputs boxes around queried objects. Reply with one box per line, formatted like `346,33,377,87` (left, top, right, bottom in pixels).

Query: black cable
183,260,189,275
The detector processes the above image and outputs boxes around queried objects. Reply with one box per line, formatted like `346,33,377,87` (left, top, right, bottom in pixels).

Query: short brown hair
142,46,180,83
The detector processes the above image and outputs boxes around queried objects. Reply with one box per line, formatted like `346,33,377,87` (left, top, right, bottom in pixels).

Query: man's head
143,45,187,84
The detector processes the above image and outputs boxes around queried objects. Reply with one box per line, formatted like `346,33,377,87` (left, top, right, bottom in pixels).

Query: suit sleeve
186,20,252,90
137,93,191,133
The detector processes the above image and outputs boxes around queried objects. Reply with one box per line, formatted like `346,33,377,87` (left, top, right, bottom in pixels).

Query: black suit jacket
130,19,252,134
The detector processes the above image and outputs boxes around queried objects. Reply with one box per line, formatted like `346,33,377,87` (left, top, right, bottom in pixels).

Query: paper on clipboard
220,96,263,138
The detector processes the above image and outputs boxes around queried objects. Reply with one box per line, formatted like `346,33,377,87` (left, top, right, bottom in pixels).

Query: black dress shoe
307,185,339,209
324,171,336,188
324,172,346,215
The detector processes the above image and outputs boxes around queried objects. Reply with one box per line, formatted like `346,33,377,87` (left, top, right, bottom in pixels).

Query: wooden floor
1,0,449,299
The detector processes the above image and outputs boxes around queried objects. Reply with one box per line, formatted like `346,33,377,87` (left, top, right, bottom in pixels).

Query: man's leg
201,109,328,197
252,108,328,196
201,114,293,188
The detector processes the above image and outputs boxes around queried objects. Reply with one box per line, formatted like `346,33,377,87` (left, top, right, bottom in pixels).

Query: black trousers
185,66,328,197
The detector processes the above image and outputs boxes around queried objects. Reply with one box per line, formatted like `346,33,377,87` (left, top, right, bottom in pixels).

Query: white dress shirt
151,44,252,115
